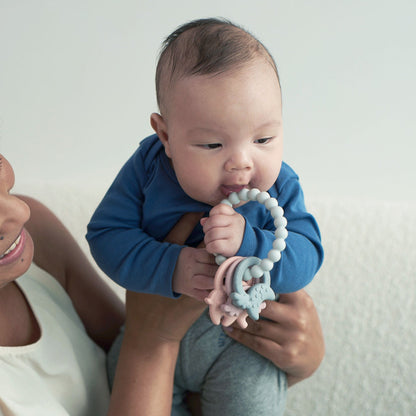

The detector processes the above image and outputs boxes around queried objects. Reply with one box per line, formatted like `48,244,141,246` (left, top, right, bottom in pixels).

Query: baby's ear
150,113,171,157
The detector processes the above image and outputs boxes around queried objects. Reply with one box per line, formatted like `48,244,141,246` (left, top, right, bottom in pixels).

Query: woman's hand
124,290,206,344
225,290,325,386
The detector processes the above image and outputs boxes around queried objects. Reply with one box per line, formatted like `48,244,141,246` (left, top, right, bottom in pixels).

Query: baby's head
151,18,284,206
155,18,280,117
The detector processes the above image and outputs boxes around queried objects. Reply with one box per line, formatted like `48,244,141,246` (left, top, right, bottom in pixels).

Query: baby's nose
225,151,253,172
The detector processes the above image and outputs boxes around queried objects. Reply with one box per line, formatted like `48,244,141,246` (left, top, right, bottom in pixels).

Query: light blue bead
215,254,227,265
250,264,264,278
270,206,284,219
228,192,240,205
247,188,260,201
273,238,286,251
275,227,288,239
268,249,281,262
221,199,233,207
260,258,274,271
238,188,249,201
265,198,278,210
256,191,270,204
274,216,288,228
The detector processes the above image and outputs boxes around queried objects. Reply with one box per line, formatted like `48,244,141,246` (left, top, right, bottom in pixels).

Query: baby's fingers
201,213,232,234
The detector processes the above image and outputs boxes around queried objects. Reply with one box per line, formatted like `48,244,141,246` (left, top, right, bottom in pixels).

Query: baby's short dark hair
156,18,280,114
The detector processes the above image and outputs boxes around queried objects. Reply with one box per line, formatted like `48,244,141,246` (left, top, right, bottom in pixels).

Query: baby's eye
200,143,222,149
255,137,272,144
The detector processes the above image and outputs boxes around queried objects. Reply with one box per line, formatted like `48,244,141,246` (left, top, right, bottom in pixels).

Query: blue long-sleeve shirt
86,134,324,297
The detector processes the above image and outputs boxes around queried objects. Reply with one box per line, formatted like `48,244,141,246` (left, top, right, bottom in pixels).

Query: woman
0,154,124,415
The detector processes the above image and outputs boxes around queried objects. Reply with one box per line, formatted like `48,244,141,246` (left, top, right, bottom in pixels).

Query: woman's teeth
0,235,22,259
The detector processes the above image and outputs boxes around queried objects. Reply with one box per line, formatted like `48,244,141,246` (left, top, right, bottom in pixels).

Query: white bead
274,216,288,228
275,227,288,239
273,238,286,251
268,249,281,262
228,192,240,206
238,188,249,201
250,265,264,278
221,199,233,207
270,206,284,219
265,198,278,210
247,188,260,201
215,255,227,265
260,258,274,272
256,191,270,204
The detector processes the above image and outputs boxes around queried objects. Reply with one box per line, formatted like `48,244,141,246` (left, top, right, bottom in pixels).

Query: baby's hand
172,247,218,301
201,204,245,258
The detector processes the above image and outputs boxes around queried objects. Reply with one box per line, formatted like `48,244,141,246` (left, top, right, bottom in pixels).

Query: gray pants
107,309,287,416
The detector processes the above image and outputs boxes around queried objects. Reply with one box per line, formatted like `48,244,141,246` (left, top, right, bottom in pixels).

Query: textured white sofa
18,182,416,416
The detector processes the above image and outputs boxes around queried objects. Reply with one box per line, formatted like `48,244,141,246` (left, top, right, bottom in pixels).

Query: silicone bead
265,198,278,210
250,264,264,278
275,227,288,239
268,249,281,263
274,216,287,228
228,192,240,206
247,188,260,201
260,258,274,272
256,191,270,204
238,188,249,201
270,206,284,219
273,238,286,252
215,254,227,266
221,199,233,207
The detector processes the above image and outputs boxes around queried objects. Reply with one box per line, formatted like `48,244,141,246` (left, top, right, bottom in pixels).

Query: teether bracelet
215,188,288,279
205,188,288,327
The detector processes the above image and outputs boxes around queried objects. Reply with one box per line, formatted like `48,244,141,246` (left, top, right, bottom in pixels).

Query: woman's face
0,155,33,288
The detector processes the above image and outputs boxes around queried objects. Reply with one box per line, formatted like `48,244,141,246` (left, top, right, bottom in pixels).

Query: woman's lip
0,230,26,266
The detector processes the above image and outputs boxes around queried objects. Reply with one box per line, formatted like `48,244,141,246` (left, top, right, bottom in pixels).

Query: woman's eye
255,137,272,144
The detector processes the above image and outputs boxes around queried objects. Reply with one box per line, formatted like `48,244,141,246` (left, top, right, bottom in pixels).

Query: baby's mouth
220,185,249,197
0,234,22,259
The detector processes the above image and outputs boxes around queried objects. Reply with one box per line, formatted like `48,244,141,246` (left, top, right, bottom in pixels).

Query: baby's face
156,58,283,206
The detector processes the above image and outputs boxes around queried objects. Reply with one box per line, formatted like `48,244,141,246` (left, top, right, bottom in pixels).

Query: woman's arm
108,213,207,415
18,195,125,351
226,290,325,386
108,292,206,415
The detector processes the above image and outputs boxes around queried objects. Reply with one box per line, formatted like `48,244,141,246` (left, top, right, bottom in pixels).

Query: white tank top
0,264,110,415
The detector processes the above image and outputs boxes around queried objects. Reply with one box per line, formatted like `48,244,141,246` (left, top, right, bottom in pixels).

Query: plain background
1,0,415,203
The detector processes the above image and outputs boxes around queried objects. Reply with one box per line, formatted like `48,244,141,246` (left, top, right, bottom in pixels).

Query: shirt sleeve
236,167,324,293
86,148,182,298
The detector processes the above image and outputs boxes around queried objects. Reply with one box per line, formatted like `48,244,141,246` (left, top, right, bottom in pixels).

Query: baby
87,18,323,415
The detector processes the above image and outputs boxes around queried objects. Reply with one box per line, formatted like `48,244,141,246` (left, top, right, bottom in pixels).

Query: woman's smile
0,230,26,265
